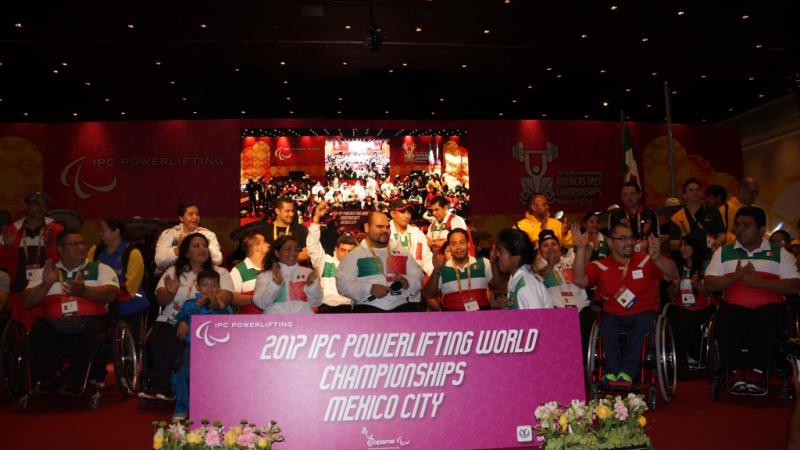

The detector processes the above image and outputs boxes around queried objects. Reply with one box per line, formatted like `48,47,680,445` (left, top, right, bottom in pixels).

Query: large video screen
324,139,390,181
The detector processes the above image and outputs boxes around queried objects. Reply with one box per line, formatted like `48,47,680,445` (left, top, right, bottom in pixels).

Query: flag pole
664,82,676,196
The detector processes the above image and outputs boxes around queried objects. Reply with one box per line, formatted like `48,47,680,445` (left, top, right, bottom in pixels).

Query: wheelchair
9,314,142,411
585,303,678,409
707,303,796,404
0,316,29,400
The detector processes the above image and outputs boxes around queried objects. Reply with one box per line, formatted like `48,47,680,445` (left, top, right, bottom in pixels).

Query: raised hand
570,223,589,249
432,252,447,271
312,201,329,224
42,259,59,286
306,269,319,286
164,274,180,296
271,262,284,285
647,235,661,260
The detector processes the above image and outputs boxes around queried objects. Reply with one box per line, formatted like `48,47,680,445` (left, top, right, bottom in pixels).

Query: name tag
679,278,695,307
615,287,638,309
25,264,41,281
464,300,480,312
61,296,79,316
631,269,644,280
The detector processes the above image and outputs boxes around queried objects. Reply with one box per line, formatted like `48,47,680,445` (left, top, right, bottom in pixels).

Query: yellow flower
638,416,647,427
594,405,611,420
186,432,202,445
257,437,271,448
224,431,237,446
152,435,164,450
229,426,243,436
558,414,569,431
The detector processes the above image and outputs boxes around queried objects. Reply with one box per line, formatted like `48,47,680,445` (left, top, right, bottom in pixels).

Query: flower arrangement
151,418,284,450
534,393,652,450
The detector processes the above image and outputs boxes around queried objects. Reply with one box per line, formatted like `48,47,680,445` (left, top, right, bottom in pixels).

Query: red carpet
1,369,792,450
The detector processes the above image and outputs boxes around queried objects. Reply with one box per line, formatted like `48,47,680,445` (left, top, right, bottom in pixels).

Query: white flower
626,393,648,412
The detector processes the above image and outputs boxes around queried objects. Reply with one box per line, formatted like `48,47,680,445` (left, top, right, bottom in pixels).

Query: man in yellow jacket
515,193,573,248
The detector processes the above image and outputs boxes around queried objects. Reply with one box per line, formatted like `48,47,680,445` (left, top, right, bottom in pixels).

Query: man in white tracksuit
307,201,358,312
337,211,424,312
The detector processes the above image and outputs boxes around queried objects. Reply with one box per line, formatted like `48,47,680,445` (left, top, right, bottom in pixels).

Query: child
172,269,233,421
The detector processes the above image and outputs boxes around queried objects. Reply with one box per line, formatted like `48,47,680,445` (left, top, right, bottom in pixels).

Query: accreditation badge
463,300,480,312
25,263,41,281
614,286,638,309
60,296,79,316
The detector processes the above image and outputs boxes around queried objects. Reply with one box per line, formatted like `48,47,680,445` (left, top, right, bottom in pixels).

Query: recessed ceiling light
345,25,351,30
541,113,547,117
234,68,240,72
416,27,422,32
286,97,292,101
72,112,78,117
600,69,607,74
641,37,649,42
748,76,755,81
23,112,28,117
14,23,23,28
483,29,491,34
337,97,343,101
672,90,678,95
120,111,126,116
240,110,246,114
461,64,468,68
389,69,394,73
385,110,390,114
505,0,511,4
192,111,197,115
104,98,110,102
758,94,765,98
677,10,685,16
200,23,207,28
580,34,588,39
127,24,134,29
556,74,562,78
584,114,590,118
430,111,436,115
610,5,618,11
625,88,632,92
337,110,342,114
402,62,408,67
527,85,533,89
155,61,162,66
84,82,91,86
341,61,348,66
512,99,517,103
280,61,286,66
439,98,445,102
651,72,658,76
755,43,763,49
741,15,749,20
52,69,59,74
498,112,504,116
289,111,294,115
602,101,609,107
169,80,176,85
700,74,707,79
282,80,288,84
546,67,553,71
181,97,188,101
646,104,652,108
728,107,734,112
61,62,68,66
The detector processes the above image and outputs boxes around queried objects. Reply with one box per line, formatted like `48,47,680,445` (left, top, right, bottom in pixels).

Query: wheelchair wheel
112,321,139,396
0,319,30,399
646,384,657,410
655,308,677,402
706,315,722,401
585,319,601,385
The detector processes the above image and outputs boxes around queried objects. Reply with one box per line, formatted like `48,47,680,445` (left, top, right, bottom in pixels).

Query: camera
389,280,403,293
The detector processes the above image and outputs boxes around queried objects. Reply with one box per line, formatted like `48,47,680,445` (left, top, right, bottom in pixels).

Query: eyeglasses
60,241,85,247
608,236,635,242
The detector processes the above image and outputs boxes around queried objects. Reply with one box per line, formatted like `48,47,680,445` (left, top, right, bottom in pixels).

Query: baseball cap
389,199,412,211
538,229,559,245
25,192,49,205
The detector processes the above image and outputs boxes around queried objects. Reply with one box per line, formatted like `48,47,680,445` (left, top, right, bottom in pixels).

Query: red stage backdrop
0,119,741,248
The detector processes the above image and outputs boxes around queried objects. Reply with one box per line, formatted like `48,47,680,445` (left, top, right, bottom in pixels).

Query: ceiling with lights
1,0,798,124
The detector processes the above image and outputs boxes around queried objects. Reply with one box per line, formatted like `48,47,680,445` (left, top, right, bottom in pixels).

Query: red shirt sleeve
585,262,600,289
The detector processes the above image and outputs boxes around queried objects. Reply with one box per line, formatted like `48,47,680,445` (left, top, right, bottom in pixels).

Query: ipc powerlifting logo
195,321,231,347
59,156,118,199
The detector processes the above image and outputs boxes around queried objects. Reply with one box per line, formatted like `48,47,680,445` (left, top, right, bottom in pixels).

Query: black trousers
145,321,181,393
714,302,785,372
669,305,714,375
29,315,109,388
352,302,418,313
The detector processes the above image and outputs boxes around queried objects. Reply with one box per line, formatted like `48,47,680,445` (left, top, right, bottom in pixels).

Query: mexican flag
622,123,640,188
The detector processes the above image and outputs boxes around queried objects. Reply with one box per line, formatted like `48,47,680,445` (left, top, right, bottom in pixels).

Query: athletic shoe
602,373,617,385
729,370,748,393
609,371,633,388
746,369,767,395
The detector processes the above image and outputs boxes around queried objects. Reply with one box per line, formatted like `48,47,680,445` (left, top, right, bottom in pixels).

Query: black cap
389,199,412,211
538,229,559,245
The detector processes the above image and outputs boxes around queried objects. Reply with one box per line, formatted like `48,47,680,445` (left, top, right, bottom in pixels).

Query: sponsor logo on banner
361,427,410,449
195,321,231,347
512,141,559,204
60,156,118,199
516,425,533,443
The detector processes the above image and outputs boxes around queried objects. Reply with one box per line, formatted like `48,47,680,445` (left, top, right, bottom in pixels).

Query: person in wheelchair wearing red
572,222,677,388
705,206,800,394
22,230,119,396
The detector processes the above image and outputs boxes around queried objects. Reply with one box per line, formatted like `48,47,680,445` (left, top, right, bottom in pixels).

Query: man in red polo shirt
705,206,800,394
572,223,677,387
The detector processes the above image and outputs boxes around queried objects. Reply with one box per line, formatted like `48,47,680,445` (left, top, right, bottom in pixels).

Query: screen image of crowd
2,175,800,423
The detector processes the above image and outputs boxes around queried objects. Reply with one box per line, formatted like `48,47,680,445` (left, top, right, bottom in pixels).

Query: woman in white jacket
253,235,322,314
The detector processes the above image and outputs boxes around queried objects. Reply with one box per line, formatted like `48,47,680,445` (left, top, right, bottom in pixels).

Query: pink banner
190,309,584,449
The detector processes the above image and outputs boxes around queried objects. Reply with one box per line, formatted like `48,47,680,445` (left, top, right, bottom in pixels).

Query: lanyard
22,226,45,263
620,258,631,281
366,241,385,274
454,261,472,292
273,223,291,241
